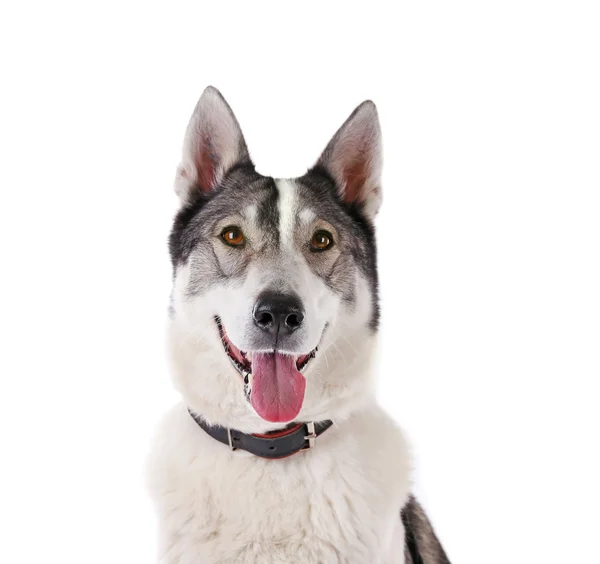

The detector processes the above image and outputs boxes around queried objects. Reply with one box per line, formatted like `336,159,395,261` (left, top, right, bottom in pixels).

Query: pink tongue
250,352,306,423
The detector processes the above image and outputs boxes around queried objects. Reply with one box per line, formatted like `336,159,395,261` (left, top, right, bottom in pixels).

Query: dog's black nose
253,292,305,335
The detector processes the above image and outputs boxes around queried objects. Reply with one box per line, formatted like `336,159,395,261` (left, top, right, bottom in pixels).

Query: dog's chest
151,407,409,564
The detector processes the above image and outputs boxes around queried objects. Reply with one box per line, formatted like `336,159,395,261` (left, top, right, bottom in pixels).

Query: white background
1,2,599,563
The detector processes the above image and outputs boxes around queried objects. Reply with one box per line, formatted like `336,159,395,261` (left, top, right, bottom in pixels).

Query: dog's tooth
243,380,252,400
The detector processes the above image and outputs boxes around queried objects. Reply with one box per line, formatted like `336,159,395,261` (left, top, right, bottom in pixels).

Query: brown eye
311,230,334,251
221,226,245,247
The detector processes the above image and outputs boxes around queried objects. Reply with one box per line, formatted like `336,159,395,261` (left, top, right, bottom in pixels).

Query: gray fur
402,496,451,564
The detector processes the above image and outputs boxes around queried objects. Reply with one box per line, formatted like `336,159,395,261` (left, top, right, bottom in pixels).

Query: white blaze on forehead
275,178,298,245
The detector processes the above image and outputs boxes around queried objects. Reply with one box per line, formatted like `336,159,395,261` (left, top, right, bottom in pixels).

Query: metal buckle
227,428,237,451
302,421,317,450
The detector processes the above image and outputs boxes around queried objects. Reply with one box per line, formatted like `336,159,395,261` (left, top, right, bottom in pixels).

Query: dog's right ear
174,86,252,202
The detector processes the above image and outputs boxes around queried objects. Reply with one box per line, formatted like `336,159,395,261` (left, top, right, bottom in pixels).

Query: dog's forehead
272,178,319,243
226,173,334,239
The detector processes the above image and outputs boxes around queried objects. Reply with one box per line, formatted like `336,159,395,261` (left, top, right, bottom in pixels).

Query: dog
147,86,450,564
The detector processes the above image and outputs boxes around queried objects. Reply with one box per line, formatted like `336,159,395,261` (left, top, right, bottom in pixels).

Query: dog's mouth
215,317,317,423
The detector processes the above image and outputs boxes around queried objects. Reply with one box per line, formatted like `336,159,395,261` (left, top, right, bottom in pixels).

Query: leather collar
188,410,333,459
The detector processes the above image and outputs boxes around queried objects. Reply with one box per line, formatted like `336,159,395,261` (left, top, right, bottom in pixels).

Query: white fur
299,207,316,224
245,204,258,222
276,178,297,245
148,402,410,564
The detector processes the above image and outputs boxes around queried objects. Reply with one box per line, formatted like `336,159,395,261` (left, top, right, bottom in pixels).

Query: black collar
188,410,333,459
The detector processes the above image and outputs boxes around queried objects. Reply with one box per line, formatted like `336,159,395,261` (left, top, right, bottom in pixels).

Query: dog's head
168,87,382,431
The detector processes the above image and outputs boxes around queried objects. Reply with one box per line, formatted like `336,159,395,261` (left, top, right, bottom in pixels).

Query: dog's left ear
175,86,252,202
314,100,382,219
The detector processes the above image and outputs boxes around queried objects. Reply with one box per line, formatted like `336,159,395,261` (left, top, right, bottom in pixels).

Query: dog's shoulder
146,403,216,496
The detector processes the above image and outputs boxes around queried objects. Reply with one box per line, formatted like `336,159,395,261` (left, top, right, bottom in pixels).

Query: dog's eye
221,227,245,247
310,230,334,251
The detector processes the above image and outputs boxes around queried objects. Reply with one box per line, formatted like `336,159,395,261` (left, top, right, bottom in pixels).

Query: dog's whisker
331,342,347,363
177,327,201,350
322,348,330,370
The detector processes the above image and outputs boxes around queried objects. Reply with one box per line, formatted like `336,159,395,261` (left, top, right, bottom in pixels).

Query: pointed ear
174,86,252,202
314,100,382,219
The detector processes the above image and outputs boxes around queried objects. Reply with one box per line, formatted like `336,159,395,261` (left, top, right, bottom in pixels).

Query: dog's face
168,87,383,430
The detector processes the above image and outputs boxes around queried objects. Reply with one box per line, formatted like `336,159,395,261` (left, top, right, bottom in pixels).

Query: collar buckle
302,421,317,450
227,427,237,451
